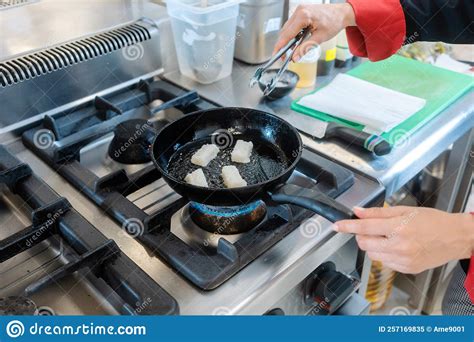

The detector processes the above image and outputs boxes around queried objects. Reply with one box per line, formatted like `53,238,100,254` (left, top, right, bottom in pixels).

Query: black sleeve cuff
400,0,474,44
460,259,470,275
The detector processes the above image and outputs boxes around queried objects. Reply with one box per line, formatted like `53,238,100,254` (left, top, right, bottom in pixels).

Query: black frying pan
151,107,355,223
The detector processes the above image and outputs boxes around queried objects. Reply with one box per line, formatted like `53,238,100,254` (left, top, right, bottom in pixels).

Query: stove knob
304,262,357,315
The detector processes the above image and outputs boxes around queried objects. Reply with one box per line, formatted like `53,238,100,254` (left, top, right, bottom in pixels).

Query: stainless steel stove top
3,238,121,316
0,143,179,316
0,93,384,315
0,1,385,315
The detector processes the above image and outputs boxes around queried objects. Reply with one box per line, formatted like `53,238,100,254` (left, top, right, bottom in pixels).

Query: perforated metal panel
0,18,162,128
0,22,152,87
0,0,39,10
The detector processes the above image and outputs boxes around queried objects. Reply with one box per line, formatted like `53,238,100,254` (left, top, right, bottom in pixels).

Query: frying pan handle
269,184,356,222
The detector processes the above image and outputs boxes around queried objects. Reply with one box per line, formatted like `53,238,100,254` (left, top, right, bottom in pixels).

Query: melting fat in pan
231,140,253,164
191,144,219,167
221,165,247,188
184,168,209,187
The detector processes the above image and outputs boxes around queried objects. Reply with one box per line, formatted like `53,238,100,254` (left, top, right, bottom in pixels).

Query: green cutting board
291,55,473,145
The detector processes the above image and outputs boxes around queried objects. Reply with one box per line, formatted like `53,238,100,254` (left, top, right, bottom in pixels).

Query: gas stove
0,76,385,314
0,7,384,315
21,78,355,289
8,77,383,315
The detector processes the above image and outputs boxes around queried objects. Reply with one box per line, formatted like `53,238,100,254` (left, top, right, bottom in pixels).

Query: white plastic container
167,0,241,84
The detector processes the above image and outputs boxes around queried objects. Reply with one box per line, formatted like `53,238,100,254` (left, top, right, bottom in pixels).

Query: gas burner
171,205,244,250
188,201,267,235
0,296,37,315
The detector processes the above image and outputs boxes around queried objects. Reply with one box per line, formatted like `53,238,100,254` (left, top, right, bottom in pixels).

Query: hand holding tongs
250,28,311,96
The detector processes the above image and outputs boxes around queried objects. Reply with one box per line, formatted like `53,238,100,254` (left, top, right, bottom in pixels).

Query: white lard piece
184,168,208,187
191,144,219,167
231,140,253,164
221,165,247,188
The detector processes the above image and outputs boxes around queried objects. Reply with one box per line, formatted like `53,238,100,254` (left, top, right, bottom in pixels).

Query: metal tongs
250,28,310,96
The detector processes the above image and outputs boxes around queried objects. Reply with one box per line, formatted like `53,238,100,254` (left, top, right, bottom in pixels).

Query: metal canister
234,0,285,64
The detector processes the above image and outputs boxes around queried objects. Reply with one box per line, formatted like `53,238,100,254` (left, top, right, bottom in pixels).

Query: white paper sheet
296,74,427,134
434,54,472,74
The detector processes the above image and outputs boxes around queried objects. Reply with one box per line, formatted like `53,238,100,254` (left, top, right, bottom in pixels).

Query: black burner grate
0,145,178,315
22,79,356,290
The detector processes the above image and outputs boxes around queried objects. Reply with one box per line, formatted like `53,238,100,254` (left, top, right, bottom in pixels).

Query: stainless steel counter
164,62,474,197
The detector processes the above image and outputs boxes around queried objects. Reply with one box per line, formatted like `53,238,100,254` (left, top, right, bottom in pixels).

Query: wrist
461,212,474,258
341,2,356,27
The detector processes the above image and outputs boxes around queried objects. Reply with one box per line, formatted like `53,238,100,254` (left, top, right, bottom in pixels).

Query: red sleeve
346,0,406,62
465,212,474,304
466,257,474,303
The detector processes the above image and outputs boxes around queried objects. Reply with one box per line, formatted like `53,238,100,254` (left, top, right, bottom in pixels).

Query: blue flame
190,201,262,218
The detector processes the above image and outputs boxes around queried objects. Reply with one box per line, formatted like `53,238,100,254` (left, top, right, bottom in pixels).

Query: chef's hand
273,3,356,62
334,206,474,274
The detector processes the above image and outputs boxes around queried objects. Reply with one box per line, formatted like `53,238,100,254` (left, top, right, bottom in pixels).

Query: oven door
265,237,370,316
266,261,369,316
